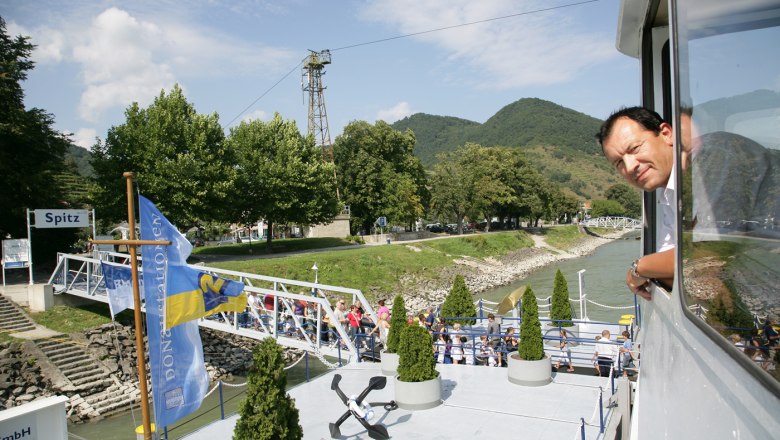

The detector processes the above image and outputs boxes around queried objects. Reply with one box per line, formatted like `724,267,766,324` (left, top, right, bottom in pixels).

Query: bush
518,286,544,361
440,275,477,325
233,338,302,440
397,324,438,382
386,295,408,354
550,269,574,326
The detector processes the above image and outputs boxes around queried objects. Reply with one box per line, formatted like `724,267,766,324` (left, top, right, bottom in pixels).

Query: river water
68,234,640,439
476,233,642,323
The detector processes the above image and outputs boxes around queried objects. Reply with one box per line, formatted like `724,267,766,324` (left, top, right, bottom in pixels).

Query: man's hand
626,268,652,300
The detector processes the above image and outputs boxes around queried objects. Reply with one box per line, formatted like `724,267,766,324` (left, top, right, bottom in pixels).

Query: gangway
47,251,373,363
580,216,641,229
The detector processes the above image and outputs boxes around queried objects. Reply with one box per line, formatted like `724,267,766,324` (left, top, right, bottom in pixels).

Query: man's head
488,313,495,321
601,329,611,338
597,107,674,192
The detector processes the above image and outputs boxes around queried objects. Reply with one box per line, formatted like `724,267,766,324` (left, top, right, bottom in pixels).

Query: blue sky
1,0,639,150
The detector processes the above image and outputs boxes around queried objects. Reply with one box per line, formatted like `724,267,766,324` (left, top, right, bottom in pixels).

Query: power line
224,0,600,128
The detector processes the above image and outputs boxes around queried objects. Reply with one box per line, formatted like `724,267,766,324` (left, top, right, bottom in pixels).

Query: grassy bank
213,230,536,301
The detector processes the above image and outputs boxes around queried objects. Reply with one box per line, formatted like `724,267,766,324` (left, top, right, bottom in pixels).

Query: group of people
432,314,519,367
591,329,636,377
729,319,779,371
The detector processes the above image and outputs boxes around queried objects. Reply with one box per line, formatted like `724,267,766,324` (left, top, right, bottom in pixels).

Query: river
477,232,642,323
68,234,640,439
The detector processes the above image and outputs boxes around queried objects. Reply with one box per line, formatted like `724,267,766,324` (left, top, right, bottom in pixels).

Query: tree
397,324,438,382
333,120,429,234
429,152,469,233
386,294,408,354
590,198,626,218
440,275,477,325
91,85,235,229
518,286,544,361
605,183,641,219
0,19,79,261
550,269,573,326
227,115,340,249
233,338,302,440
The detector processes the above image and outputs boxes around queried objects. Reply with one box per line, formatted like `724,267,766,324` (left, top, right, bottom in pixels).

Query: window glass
679,2,780,381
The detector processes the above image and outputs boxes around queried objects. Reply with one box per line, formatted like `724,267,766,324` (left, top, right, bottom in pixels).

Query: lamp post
311,263,318,296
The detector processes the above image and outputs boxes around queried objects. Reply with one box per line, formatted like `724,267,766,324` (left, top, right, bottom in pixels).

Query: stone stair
0,293,36,333
68,383,142,422
35,337,115,393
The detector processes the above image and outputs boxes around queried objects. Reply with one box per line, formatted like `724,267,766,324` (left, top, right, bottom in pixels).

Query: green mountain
392,97,622,199
65,144,94,178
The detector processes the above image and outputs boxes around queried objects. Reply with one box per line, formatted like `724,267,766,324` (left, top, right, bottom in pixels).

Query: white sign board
33,209,90,228
0,395,68,440
2,239,30,268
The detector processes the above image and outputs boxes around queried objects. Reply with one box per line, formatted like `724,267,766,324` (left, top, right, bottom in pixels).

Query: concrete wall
303,214,351,238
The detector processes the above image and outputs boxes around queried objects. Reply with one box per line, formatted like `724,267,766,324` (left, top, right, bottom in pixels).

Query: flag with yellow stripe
165,265,246,329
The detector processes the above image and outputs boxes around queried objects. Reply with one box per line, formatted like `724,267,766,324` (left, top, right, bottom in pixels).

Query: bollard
135,424,156,440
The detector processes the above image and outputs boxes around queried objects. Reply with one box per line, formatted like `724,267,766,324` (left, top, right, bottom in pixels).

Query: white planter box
507,354,552,386
380,352,399,376
394,373,442,410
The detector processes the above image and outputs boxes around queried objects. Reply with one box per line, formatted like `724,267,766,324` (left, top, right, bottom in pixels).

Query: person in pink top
376,298,390,319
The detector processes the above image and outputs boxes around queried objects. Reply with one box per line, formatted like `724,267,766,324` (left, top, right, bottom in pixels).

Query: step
89,393,130,410
65,369,106,382
72,378,112,390
71,374,111,386
96,399,139,418
40,345,83,357
48,352,90,363
0,320,34,329
59,359,94,372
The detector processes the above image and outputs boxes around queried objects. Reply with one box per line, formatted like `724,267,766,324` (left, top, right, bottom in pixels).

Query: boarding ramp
580,216,641,229
48,251,373,364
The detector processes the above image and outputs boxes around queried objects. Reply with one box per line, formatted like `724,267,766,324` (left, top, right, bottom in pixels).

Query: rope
587,300,635,310
283,352,308,370
220,381,248,388
311,348,342,369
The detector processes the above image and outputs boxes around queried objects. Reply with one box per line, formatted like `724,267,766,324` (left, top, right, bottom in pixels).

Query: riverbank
399,228,631,313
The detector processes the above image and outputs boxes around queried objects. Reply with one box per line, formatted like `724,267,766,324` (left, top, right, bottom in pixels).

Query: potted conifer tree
440,275,477,326
381,295,408,376
234,338,303,440
549,269,579,339
507,286,552,386
394,324,442,410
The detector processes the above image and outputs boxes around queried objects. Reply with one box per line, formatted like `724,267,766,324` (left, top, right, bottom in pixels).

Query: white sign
2,239,30,268
0,395,68,440
33,209,89,228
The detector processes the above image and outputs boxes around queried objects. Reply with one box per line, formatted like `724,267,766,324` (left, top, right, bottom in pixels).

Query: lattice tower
302,50,334,162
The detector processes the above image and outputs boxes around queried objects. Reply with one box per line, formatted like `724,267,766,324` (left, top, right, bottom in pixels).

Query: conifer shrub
233,338,302,440
385,294,408,354
518,286,545,361
440,275,477,325
550,269,574,327
397,324,438,382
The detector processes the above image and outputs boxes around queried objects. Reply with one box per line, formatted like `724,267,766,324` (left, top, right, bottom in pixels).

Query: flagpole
124,172,154,440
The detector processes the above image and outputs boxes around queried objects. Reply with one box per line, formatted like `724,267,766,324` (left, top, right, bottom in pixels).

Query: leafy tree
429,151,470,233
518,286,544,361
0,18,79,261
227,115,340,249
550,269,573,326
333,120,429,233
605,183,641,219
233,338,302,440
590,198,626,218
440,275,477,325
90,84,235,229
386,294,408,354
397,324,438,382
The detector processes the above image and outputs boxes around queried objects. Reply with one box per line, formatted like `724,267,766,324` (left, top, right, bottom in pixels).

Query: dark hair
488,313,495,319
378,299,385,306
596,106,665,148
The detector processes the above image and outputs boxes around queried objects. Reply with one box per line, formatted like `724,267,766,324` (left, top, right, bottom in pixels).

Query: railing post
580,417,586,440
305,351,309,382
356,334,361,363
478,299,483,321
219,380,225,420
337,335,343,367
599,387,604,434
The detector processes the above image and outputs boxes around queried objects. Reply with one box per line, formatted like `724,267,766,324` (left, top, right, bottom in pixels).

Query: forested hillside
392,97,622,199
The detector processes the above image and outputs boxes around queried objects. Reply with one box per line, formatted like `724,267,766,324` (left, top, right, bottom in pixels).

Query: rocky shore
401,229,630,313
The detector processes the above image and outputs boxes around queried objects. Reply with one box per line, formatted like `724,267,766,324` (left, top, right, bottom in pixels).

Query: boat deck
184,362,614,439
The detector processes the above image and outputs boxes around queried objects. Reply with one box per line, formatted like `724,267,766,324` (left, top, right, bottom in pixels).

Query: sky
1,0,640,151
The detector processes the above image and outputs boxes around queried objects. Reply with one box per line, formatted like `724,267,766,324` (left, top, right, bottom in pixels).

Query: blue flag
139,195,208,429
101,261,137,318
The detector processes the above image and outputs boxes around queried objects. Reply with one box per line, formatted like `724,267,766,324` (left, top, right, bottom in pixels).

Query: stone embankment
1,324,302,422
401,230,629,313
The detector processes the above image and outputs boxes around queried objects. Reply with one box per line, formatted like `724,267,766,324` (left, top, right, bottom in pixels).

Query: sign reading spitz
33,209,90,228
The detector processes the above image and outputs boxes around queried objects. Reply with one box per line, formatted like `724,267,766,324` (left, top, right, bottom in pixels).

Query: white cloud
359,0,617,89
241,110,271,123
376,102,412,123
71,128,100,151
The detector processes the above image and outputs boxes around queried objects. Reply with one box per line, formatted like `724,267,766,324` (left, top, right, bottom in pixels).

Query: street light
311,263,319,296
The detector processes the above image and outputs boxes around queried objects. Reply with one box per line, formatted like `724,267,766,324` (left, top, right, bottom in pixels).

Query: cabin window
676,2,780,383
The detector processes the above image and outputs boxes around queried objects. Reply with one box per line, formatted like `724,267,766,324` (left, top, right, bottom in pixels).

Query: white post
578,269,586,321
26,209,33,285
91,209,97,242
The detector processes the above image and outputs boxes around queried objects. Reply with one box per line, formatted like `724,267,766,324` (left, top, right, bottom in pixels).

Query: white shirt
657,164,676,253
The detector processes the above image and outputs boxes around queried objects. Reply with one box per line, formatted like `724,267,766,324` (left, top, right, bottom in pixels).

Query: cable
224,0,600,128
330,0,600,52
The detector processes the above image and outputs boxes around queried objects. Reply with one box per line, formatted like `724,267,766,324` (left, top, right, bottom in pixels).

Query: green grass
540,226,585,250
191,237,354,257
212,231,535,302
28,303,116,334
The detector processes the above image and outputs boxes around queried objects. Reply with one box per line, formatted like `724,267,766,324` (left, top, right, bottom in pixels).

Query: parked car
426,223,444,233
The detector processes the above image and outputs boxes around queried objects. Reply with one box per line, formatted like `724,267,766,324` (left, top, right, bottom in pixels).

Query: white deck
184,362,614,439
